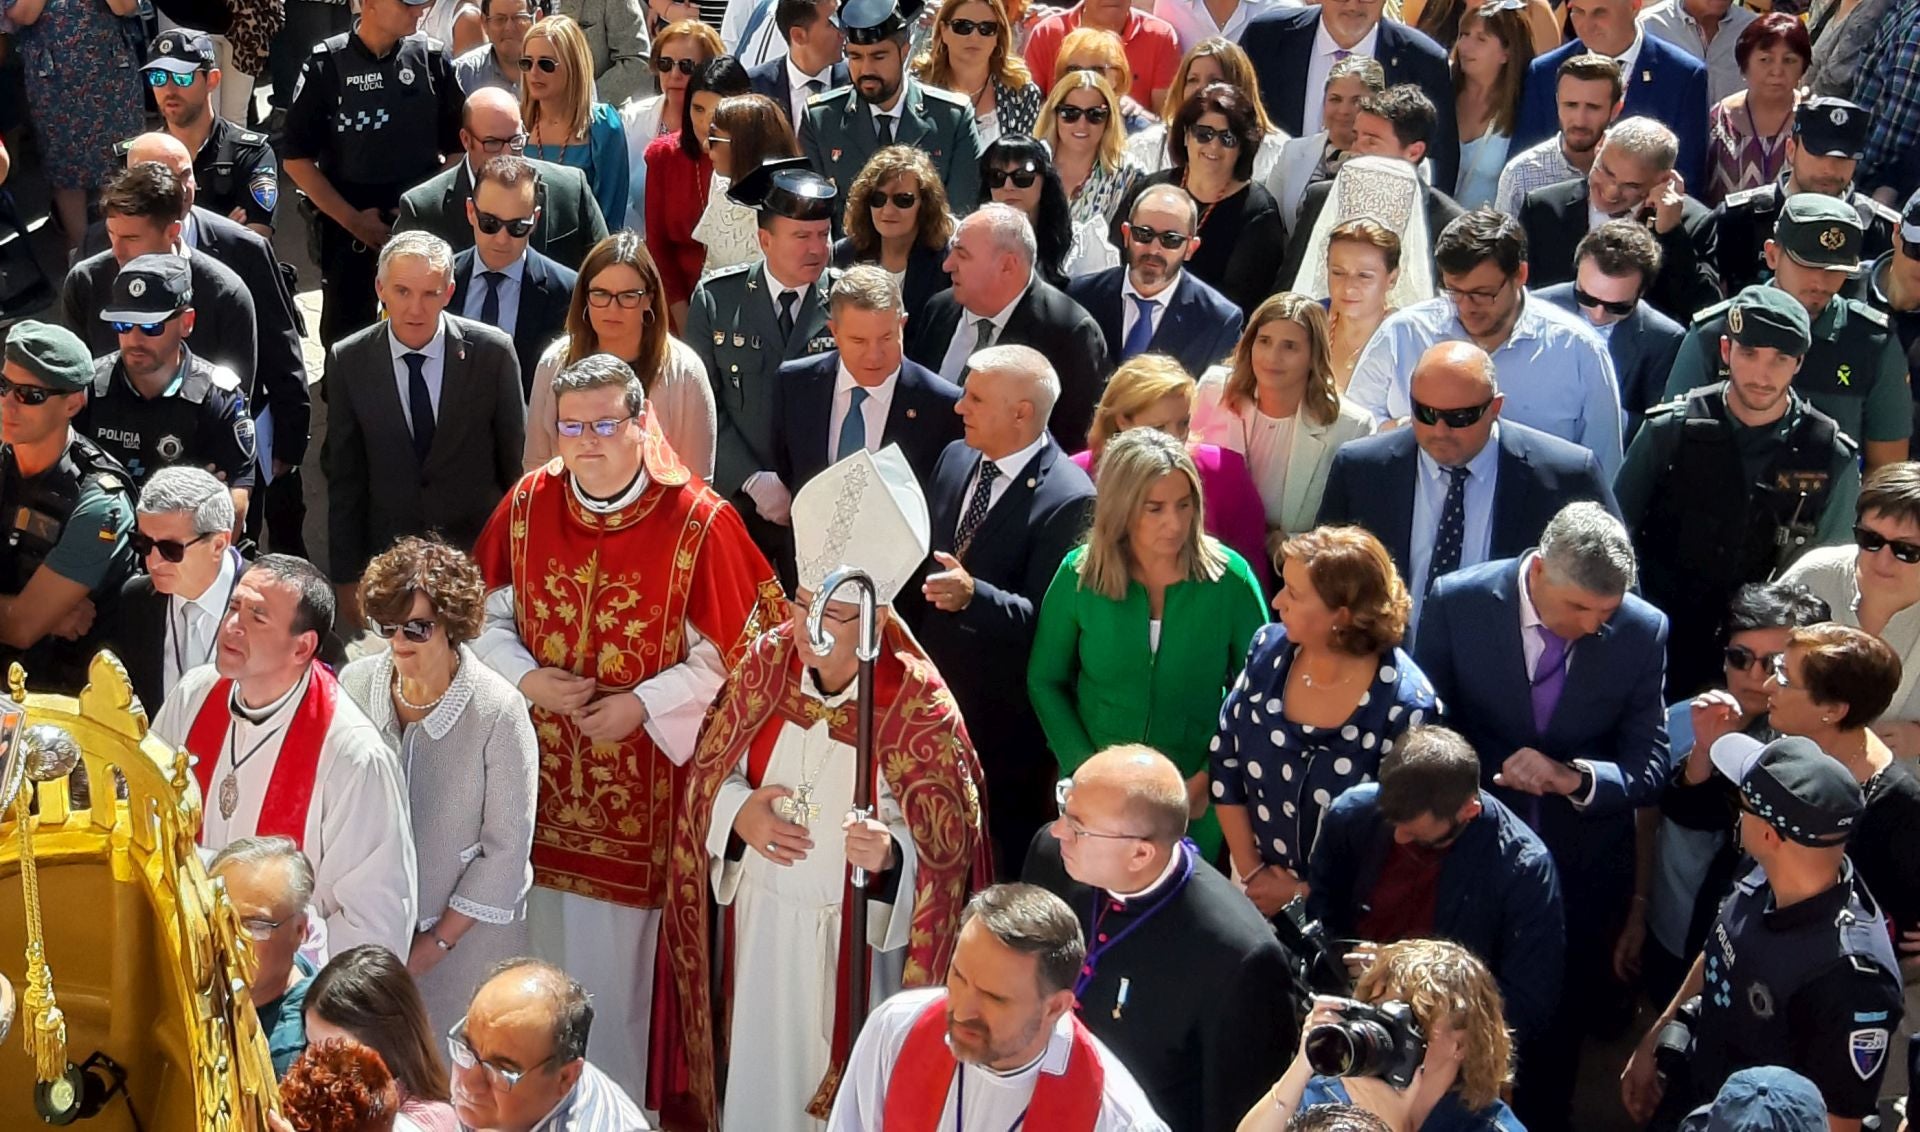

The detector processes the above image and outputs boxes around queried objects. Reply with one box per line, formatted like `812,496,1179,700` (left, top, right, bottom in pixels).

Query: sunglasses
476,210,537,237
1855,524,1920,564
373,617,437,643
145,69,201,87
1127,223,1191,249
1769,652,1794,688
987,167,1038,189
131,530,214,563
556,415,636,438
476,132,529,154
945,16,998,34
586,287,647,309
519,56,561,72
1410,398,1494,428
654,55,698,75
1053,104,1111,125
110,320,175,336
1724,644,1782,673
1189,124,1240,149
869,191,918,210
1573,285,1637,316
0,377,65,407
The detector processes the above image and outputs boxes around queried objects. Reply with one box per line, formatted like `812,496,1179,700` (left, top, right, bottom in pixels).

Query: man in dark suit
773,265,961,504
1316,341,1618,627
1067,184,1243,381
748,0,850,134
449,155,578,397
395,87,610,271
1533,220,1686,440
1520,117,1722,326
1241,0,1459,193
1512,0,1710,188
906,204,1108,450
323,232,527,624
114,466,248,713
1414,502,1671,1132
907,343,1096,876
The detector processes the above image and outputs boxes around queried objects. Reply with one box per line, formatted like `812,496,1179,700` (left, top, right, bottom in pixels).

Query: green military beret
1774,193,1863,272
3,320,93,393
1726,285,1812,356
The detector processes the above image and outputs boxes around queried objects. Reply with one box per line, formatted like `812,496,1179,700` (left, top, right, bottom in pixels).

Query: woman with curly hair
305,946,458,1130
520,15,630,228
276,1040,400,1132
339,538,537,1037
914,0,1042,145
977,135,1076,287
832,147,957,318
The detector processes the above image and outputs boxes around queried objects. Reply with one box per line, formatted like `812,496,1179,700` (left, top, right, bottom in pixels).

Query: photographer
1240,939,1525,1132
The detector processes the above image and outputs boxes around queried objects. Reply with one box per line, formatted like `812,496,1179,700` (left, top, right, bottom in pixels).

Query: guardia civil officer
1712,97,1902,297
283,0,465,347
0,323,137,695
129,30,280,238
797,0,980,236
1664,194,1912,472
1621,734,1903,1130
77,255,256,516
686,156,840,584
1618,285,1859,699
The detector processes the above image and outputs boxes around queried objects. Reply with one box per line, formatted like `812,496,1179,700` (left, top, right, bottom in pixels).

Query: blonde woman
1029,427,1269,860
1325,219,1403,391
1194,294,1375,536
1074,354,1270,589
521,15,630,226
832,146,956,317
1038,70,1142,276
524,233,717,478
914,0,1042,145
1126,39,1290,184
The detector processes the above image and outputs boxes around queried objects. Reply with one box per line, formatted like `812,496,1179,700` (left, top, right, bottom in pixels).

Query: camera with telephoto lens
1272,896,1352,1002
1303,998,1430,1090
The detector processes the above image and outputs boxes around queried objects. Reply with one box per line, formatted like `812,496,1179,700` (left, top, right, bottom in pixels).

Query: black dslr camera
1273,896,1352,1001
1303,998,1430,1090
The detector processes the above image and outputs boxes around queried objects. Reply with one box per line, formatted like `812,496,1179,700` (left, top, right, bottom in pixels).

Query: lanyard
171,556,240,682
1072,842,1196,1000
952,1066,1028,1132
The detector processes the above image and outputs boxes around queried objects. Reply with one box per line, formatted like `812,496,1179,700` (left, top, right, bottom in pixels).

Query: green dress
1027,542,1270,858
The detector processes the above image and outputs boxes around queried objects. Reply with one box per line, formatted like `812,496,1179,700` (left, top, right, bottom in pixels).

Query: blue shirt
1409,422,1504,625
1299,1075,1527,1132
1346,292,1626,481
461,253,526,338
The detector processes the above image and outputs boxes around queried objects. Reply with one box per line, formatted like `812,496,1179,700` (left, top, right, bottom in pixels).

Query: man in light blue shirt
1347,208,1626,480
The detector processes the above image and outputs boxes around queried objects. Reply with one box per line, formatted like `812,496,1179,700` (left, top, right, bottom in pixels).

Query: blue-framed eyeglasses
555,416,635,438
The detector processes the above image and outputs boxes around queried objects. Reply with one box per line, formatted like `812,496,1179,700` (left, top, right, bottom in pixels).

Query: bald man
395,88,610,270
451,960,647,1132
1316,341,1620,626
1021,744,1292,1132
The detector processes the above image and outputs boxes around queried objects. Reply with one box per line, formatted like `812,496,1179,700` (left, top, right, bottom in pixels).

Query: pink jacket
1073,441,1273,593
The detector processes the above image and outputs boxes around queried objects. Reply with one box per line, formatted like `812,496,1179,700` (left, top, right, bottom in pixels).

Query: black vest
313,32,452,205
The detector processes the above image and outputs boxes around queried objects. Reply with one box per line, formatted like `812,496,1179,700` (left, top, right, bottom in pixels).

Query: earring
1821,715,1832,723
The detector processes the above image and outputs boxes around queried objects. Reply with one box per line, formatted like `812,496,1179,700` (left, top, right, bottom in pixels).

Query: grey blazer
322,315,527,581
553,0,653,106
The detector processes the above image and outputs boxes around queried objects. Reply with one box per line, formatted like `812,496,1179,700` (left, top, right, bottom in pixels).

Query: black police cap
726,156,837,222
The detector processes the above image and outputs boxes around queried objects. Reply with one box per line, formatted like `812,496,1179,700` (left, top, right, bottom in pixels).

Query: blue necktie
1120,295,1158,361
480,271,505,326
837,387,869,459
404,351,436,462
1426,465,1469,591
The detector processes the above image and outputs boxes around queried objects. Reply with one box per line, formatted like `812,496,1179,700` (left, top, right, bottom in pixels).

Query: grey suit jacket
553,0,653,106
323,315,527,580
395,160,610,271
799,79,982,234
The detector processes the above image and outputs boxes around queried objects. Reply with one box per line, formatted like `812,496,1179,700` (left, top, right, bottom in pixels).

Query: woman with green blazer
1028,428,1269,858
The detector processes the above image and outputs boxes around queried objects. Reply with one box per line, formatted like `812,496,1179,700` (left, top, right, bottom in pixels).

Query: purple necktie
1530,625,1569,734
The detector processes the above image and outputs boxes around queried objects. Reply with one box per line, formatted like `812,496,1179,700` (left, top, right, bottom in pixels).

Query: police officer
1712,97,1902,296
0,322,137,695
797,0,980,236
283,0,464,347
1622,735,1903,1129
127,30,280,238
686,157,840,583
1665,194,1912,471
1618,285,1859,698
79,255,257,513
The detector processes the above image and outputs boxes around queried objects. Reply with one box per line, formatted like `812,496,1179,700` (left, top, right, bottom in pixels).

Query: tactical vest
312,32,450,203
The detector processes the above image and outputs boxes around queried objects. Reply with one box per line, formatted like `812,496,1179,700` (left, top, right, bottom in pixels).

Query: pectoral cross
774,785,822,827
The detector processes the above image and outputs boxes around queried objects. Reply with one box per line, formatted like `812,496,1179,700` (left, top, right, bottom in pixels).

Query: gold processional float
0,652,280,1129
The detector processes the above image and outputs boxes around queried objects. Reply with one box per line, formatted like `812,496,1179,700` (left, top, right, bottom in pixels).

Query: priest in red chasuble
660,445,990,1132
471,352,784,1102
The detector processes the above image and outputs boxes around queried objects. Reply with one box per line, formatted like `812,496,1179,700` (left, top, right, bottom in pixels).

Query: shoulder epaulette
1690,298,1735,326
1850,300,1891,329
1723,185,1773,210
233,128,271,148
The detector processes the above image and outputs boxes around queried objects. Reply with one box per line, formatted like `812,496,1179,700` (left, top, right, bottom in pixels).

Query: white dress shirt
462,252,527,338
870,102,904,145
764,265,811,326
827,365,899,461
1120,271,1179,347
786,57,835,137
1301,15,1380,137
163,548,240,701
956,432,1049,529
1611,26,1646,81
937,276,1033,383
389,317,449,435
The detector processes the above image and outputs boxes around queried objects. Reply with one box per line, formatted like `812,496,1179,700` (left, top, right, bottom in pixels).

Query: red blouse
644,132,713,312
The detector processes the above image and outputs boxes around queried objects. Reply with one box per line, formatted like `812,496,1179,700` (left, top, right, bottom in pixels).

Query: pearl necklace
393,659,457,713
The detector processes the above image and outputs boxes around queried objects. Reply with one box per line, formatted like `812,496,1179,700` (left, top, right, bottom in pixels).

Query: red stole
882,994,1106,1132
184,666,339,849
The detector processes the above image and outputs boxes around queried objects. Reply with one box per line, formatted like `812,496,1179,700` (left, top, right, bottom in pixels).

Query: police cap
1710,733,1864,847
727,156,837,222
834,0,924,43
3,321,94,394
1724,285,1811,356
1774,192,1863,273
101,255,193,325
144,29,217,74
1793,97,1870,161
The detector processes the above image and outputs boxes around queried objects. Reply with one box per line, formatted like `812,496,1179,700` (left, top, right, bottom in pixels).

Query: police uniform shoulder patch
1691,298,1735,326
250,170,279,213
310,39,336,56
806,86,840,106
1644,397,1690,425
92,473,124,494
1851,1028,1890,1081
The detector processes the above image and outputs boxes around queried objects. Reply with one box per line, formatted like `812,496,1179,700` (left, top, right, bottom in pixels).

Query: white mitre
791,444,931,605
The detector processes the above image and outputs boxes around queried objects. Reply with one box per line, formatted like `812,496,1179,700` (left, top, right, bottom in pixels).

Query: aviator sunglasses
518,55,561,72
373,617,437,643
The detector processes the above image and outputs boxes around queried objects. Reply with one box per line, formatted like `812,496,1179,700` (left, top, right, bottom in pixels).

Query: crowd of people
4,0,1920,1127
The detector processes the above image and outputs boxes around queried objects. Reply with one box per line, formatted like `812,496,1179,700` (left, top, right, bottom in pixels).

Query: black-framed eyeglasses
448,1019,559,1092
519,55,561,72
476,210,537,237
239,915,287,942
1189,123,1240,149
946,16,999,35
131,530,214,564
476,132,529,155
556,415,636,438
987,166,1038,189
146,69,202,87
586,287,647,309
0,377,68,407
1769,652,1794,688
1053,104,1111,125
1442,277,1513,308
1053,778,1149,842
1855,524,1920,564
1410,398,1493,429
869,191,918,211
1724,644,1781,673
1127,223,1191,249
1573,285,1637,316
110,319,177,336
484,8,535,27
373,617,437,643
654,55,698,74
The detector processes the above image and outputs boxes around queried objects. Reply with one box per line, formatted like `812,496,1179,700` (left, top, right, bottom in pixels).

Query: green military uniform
1664,195,1911,454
